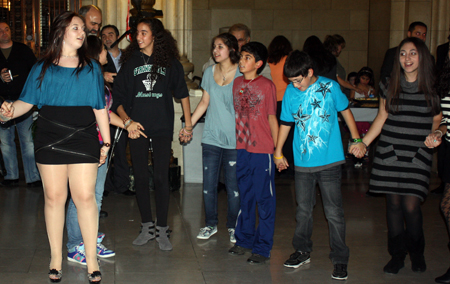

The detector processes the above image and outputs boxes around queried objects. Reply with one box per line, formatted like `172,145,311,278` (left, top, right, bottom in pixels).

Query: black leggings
386,194,423,240
129,136,172,227
441,183,450,236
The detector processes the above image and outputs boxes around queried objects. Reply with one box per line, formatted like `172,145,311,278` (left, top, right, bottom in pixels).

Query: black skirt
34,106,100,164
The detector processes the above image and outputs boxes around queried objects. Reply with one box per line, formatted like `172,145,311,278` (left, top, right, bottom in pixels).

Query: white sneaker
228,228,236,243
197,226,217,239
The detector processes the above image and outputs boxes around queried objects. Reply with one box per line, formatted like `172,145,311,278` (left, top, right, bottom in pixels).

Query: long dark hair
387,37,439,115
86,35,110,91
211,33,239,64
303,36,336,76
267,35,292,64
121,18,179,82
37,11,91,87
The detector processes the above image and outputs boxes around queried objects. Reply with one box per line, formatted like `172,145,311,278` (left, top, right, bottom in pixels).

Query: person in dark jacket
0,20,41,187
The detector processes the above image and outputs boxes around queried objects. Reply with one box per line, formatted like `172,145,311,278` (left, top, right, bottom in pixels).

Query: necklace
239,75,259,94
61,54,78,59
141,51,150,65
219,65,235,84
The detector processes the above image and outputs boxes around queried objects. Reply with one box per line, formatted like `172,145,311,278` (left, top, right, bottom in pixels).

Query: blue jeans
0,113,40,182
202,143,240,228
293,165,349,264
66,156,107,250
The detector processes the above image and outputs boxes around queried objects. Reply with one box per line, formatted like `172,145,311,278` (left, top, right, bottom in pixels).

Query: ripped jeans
202,143,240,228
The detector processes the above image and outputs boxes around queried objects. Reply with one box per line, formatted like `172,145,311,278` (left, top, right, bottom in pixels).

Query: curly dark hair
120,18,179,82
38,11,92,87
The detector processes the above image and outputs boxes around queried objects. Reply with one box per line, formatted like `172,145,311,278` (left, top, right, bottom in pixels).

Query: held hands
349,142,367,158
126,121,147,139
103,72,117,84
274,154,289,172
424,130,444,148
99,145,109,167
179,126,193,143
0,101,14,122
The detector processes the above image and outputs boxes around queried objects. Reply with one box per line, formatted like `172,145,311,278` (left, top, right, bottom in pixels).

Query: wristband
351,138,362,143
124,119,133,129
274,155,284,160
103,143,111,147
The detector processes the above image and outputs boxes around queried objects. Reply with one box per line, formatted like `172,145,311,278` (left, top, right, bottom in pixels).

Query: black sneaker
283,251,310,268
332,264,348,280
228,244,250,256
247,253,269,265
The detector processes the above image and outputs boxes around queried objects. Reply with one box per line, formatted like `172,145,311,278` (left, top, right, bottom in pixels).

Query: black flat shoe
436,267,450,283
88,270,101,283
49,269,62,283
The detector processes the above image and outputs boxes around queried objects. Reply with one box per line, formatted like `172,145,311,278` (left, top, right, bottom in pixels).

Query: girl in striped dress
360,37,442,275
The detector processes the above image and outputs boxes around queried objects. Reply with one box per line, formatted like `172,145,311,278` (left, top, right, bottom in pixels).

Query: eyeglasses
291,77,304,85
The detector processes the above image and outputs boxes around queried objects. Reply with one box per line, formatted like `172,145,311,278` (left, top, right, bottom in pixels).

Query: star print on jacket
316,82,331,98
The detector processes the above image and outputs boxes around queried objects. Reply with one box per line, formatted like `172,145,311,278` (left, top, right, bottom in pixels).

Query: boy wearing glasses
274,51,365,280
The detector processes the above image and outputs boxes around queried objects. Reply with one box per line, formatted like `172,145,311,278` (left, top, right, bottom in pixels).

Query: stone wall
193,0,378,80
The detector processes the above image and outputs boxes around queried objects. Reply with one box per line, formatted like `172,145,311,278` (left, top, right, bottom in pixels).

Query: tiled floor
0,161,448,283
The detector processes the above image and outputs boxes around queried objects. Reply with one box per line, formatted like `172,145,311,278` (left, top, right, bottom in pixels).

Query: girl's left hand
179,127,193,143
424,131,443,148
99,146,109,167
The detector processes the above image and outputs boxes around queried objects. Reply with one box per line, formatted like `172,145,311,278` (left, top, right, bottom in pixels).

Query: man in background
0,20,41,187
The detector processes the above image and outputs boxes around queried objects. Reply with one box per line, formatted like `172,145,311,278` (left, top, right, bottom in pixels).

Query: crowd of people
1,5,450,283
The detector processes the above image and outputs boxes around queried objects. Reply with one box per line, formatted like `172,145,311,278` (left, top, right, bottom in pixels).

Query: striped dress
369,79,435,201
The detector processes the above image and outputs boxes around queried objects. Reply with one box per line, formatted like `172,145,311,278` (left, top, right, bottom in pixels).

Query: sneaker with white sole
228,228,236,243
197,226,217,239
97,243,115,258
332,264,348,280
284,251,311,268
67,243,87,265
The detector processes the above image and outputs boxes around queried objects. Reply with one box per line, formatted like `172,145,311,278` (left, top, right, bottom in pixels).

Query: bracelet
182,128,193,135
351,138,362,143
124,119,133,129
435,129,444,138
122,117,130,124
274,155,284,160
103,143,111,147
